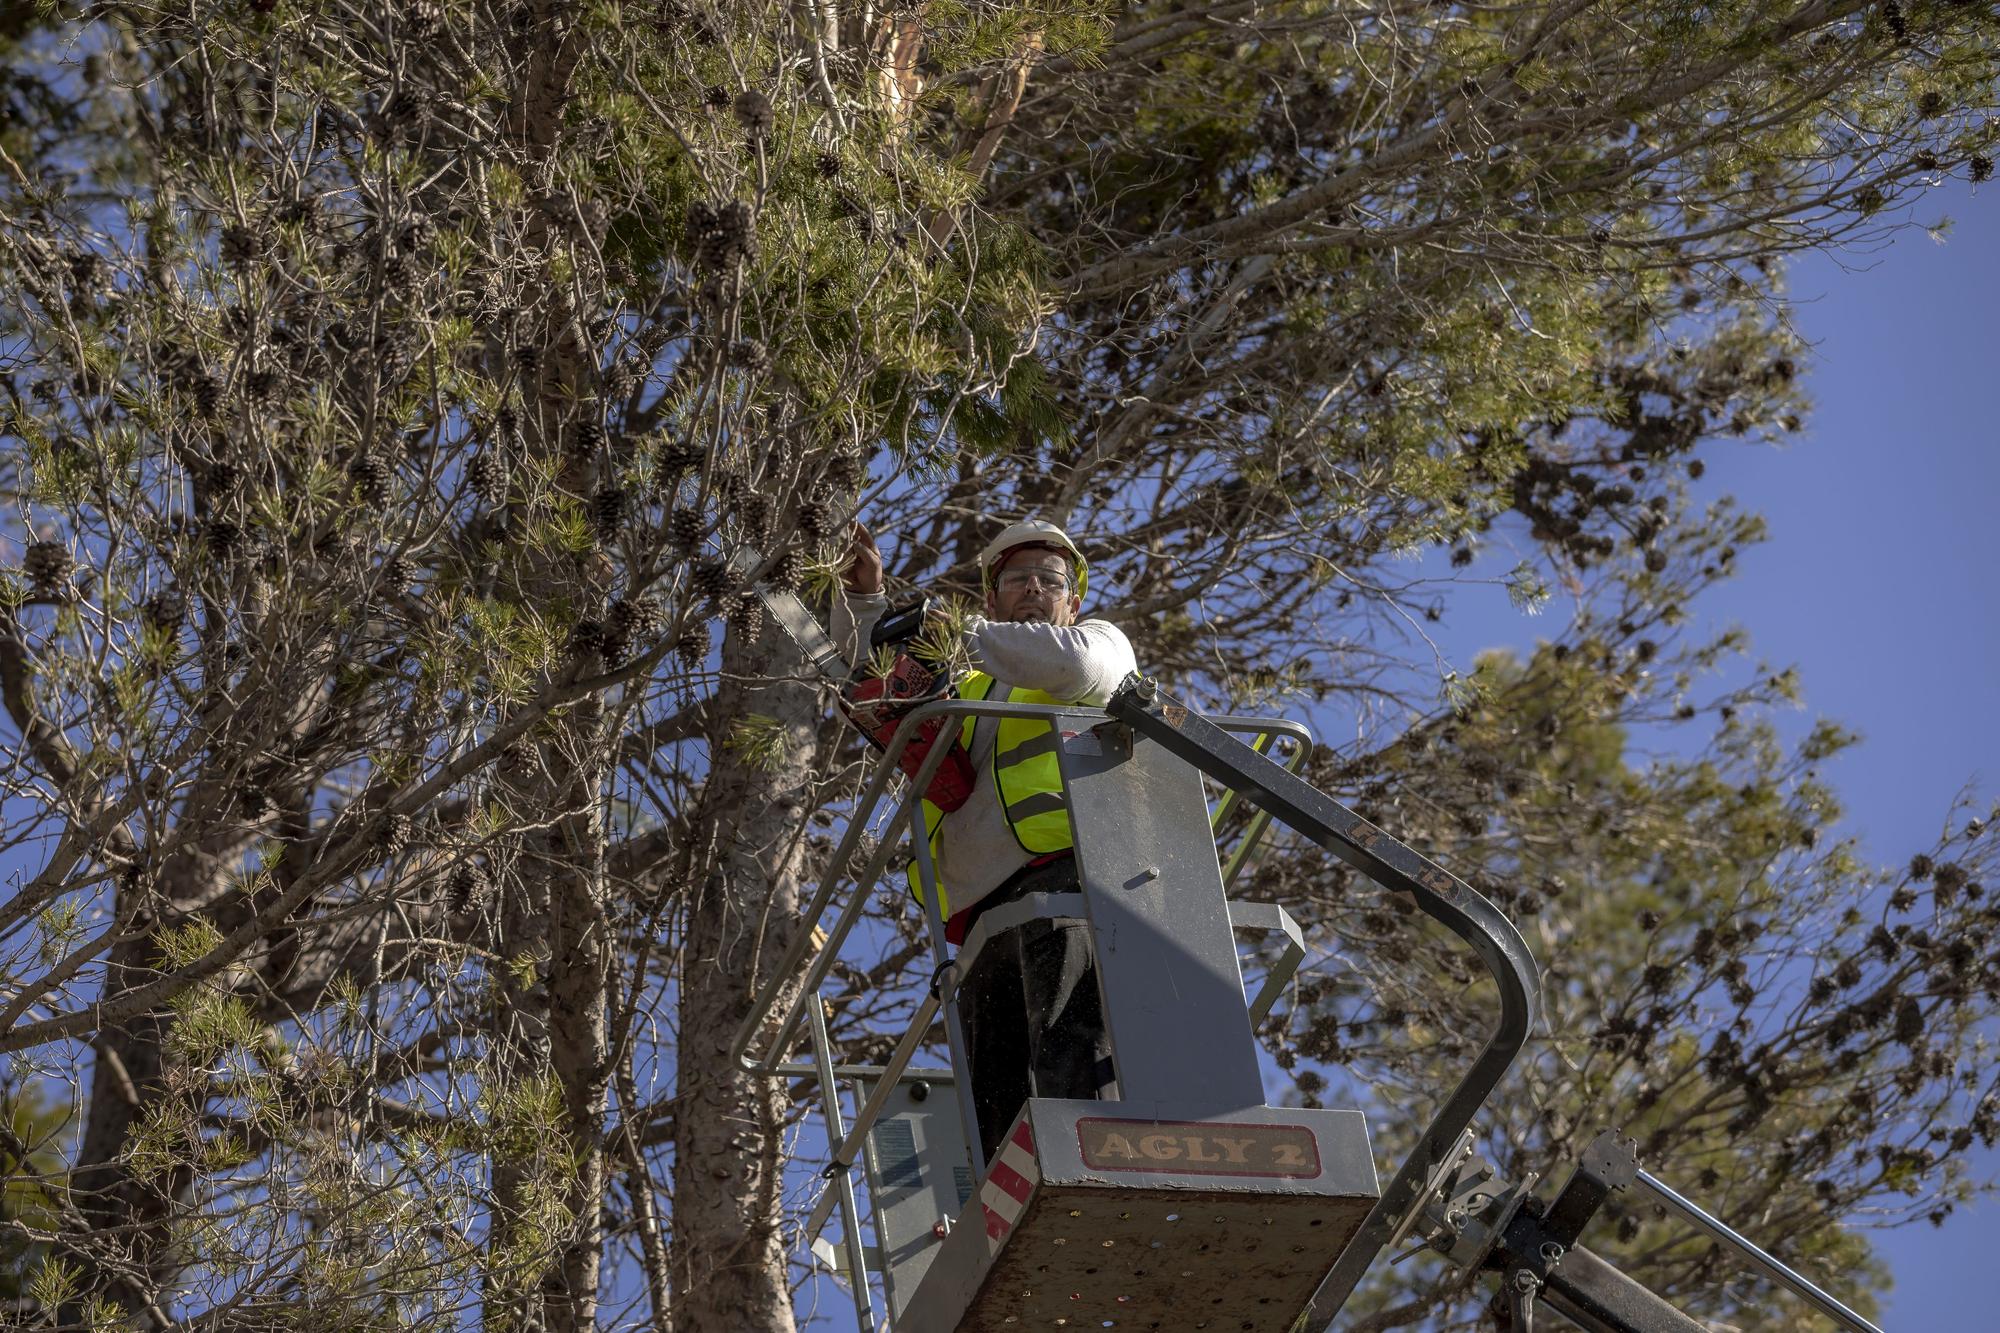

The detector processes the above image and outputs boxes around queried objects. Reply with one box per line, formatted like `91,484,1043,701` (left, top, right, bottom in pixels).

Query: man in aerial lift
833,517,1137,1163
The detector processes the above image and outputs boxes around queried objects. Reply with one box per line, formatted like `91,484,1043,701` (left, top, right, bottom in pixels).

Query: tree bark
668,615,819,1332
544,699,613,1332
65,854,226,1331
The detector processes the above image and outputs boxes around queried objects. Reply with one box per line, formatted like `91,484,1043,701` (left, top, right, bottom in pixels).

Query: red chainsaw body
843,653,976,811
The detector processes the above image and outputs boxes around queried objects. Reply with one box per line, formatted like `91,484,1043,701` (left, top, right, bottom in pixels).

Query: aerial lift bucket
887,691,1384,1330
736,680,1541,1333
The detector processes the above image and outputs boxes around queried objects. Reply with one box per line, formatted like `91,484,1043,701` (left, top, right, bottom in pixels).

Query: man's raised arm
829,521,887,667
964,618,1136,707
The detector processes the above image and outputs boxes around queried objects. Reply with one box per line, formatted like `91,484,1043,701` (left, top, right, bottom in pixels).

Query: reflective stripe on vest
905,672,1075,916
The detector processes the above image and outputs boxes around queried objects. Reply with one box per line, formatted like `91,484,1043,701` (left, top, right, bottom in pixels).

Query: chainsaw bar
727,548,851,684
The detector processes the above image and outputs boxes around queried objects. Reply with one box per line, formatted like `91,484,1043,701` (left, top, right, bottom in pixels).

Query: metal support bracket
1228,898,1307,1027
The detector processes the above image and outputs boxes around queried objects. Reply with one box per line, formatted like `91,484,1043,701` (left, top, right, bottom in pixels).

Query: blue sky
1685,180,1999,1330
1419,179,1999,1326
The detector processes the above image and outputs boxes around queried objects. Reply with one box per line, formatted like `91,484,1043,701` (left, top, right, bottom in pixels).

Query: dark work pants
956,857,1117,1165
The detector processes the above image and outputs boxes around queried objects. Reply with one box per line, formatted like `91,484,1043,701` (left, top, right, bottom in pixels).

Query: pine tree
0,3,1992,1329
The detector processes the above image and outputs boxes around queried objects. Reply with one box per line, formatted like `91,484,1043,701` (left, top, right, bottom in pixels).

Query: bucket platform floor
959,1186,1371,1331
896,1099,1379,1332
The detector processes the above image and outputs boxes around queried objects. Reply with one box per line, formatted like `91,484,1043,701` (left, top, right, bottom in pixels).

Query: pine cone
608,595,666,644
204,460,242,497
569,618,609,659
690,558,731,601
243,368,280,404
384,88,423,127
770,546,805,592
406,0,444,42
379,812,414,857
638,321,675,356
466,451,506,507
446,861,489,914
513,342,541,375
592,486,628,537
399,215,438,255
603,356,640,398
220,224,265,266
796,499,831,543
736,494,771,543
205,519,243,559
569,418,605,464
657,436,705,480
703,84,731,110
729,338,769,373
734,90,774,140
816,149,842,179
1894,996,1924,1046
23,540,74,594
727,593,764,637
383,249,419,287
1933,861,1967,905
667,507,704,555
689,199,756,273
350,454,392,508
824,449,863,491
1972,155,1995,184
276,195,319,230
189,372,221,418
142,588,185,631
67,250,103,289
383,555,417,597
673,622,710,670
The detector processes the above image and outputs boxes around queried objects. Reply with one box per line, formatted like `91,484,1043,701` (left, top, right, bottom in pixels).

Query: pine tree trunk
485,14,608,1321
485,700,612,1333
545,699,612,1331
669,617,819,1331
67,859,224,1329
70,970,173,1328
485,850,552,1330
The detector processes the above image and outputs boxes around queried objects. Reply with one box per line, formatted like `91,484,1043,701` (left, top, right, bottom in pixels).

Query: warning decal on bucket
1076,1118,1321,1178
980,1118,1040,1252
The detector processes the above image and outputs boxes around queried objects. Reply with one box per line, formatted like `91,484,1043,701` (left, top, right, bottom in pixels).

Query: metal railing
1101,681,1543,1328
724,696,1318,1323
1633,1167,1884,1333
728,698,1314,1079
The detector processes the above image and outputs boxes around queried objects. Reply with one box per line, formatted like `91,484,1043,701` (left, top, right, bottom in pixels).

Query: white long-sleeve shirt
830,590,1138,910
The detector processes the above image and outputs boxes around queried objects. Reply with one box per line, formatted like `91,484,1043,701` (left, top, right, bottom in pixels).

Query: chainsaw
730,552,976,811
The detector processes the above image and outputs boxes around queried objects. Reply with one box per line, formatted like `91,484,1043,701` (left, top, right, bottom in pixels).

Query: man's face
987,545,1082,626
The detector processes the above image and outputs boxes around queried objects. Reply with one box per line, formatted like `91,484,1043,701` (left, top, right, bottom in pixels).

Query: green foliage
1263,642,1996,1324
2,1083,68,1298
0,0,1992,1327
724,713,790,773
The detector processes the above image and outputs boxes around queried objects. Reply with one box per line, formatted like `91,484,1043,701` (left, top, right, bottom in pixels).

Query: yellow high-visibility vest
906,672,1074,917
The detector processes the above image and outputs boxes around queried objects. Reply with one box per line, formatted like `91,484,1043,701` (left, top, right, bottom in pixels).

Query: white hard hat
978,518,1088,600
